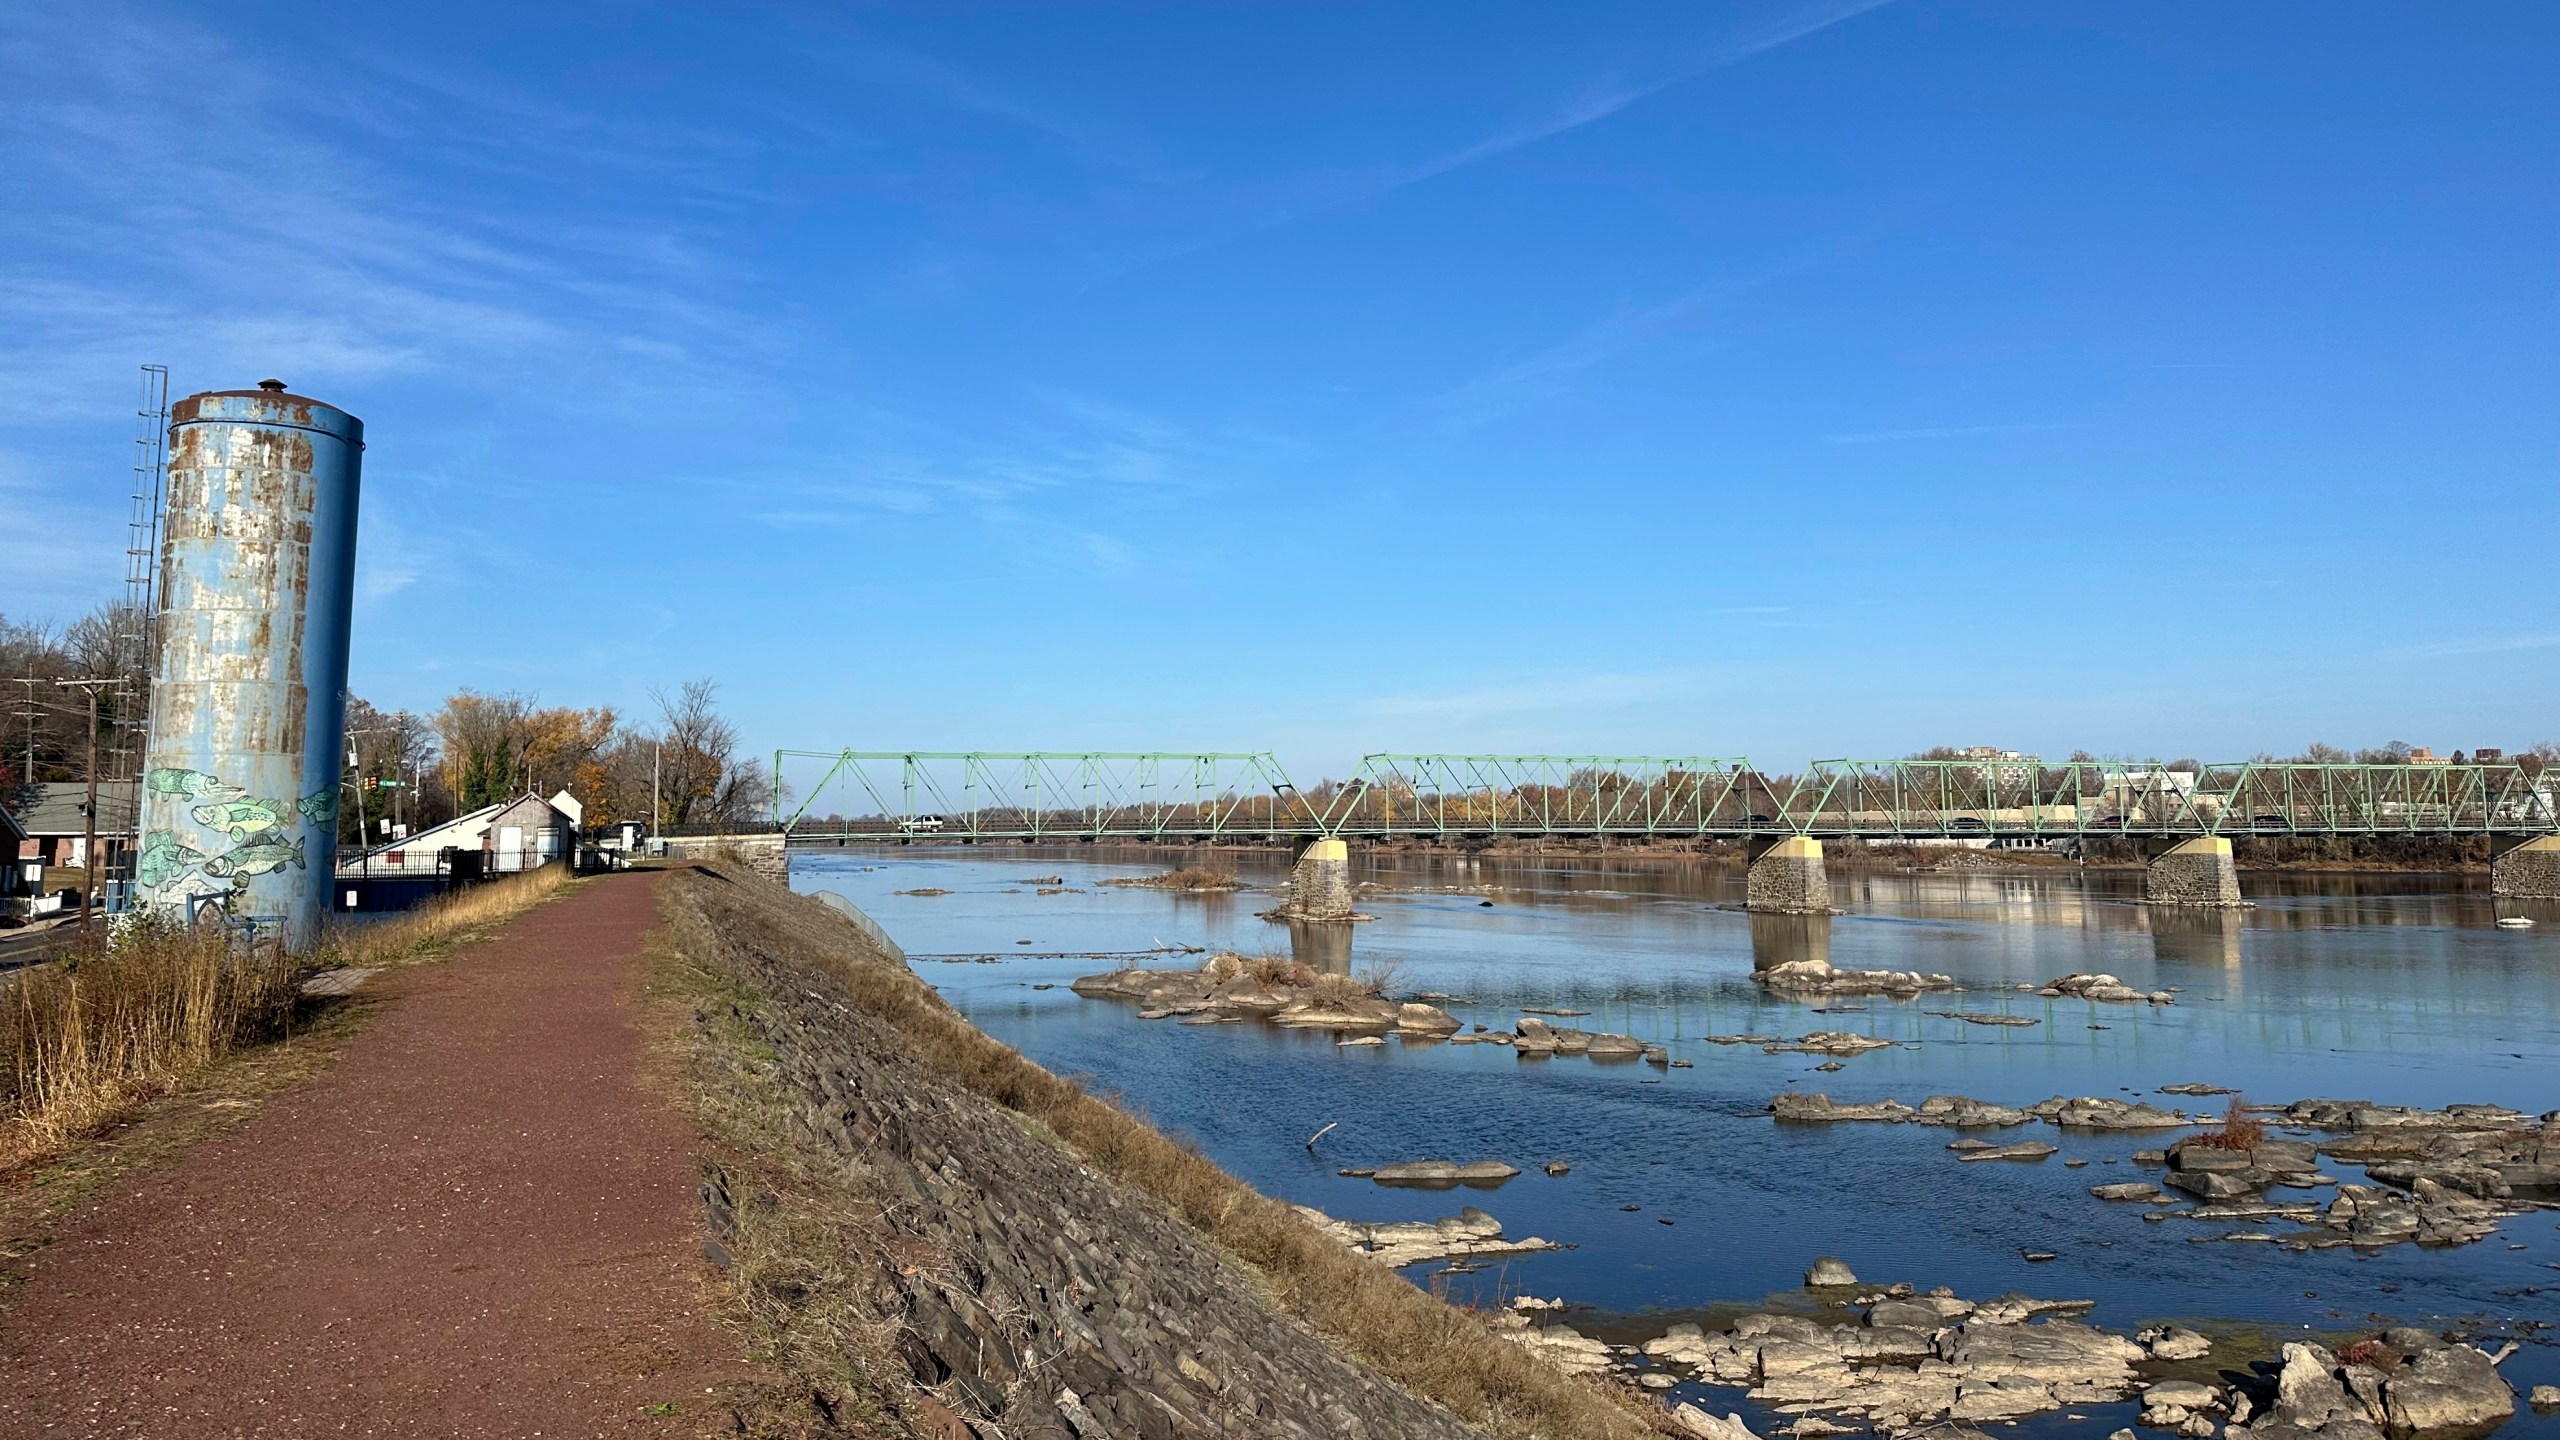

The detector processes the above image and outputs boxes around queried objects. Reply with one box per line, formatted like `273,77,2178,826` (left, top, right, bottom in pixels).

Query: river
790,845,2560,1432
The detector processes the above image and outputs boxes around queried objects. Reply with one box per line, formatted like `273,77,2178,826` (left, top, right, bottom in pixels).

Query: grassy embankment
1,866,574,1176
653,861,1666,1440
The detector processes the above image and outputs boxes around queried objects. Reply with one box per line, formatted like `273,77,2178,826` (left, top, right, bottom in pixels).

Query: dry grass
1244,953,1317,987
1305,971,1378,1007
643,902,913,1438
0,865,576,1177
671,863,1666,1440
1,922,300,1170
2186,1095,2266,1152
319,862,575,969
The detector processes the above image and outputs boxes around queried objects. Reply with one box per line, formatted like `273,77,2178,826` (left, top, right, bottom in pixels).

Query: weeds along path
0,871,756,1436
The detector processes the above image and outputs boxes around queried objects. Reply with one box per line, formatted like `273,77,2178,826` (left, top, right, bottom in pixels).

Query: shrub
2186,1094,2266,1151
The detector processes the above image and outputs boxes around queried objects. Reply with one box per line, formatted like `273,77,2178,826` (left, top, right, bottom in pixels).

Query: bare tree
647,679,770,828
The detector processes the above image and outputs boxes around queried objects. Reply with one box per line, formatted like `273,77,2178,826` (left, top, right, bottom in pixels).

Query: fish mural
146,766,246,802
135,831,212,890
192,796,289,839
206,832,306,880
297,788,339,827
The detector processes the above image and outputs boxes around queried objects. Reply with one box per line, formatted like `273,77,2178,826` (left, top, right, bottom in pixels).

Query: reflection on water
794,844,2560,1423
2146,907,2245,967
1285,919,1355,975
1747,911,1831,973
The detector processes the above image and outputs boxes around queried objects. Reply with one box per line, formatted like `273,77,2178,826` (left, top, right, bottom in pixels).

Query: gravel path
0,871,754,1436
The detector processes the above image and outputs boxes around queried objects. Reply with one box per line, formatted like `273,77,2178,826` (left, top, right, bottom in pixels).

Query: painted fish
297,788,339,826
146,767,245,801
134,831,210,890
206,833,305,879
192,797,288,838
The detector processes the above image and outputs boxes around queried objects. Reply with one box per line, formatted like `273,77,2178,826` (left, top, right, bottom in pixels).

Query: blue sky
4,1,2554,778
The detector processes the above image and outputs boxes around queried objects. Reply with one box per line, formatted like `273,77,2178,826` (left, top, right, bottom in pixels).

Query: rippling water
791,845,2560,1425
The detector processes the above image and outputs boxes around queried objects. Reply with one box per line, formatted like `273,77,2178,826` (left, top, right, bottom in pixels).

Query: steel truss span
773,751,2560,842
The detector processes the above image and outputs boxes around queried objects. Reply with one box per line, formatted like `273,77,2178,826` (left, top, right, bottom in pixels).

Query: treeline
344,678,771,845
3,602,768,846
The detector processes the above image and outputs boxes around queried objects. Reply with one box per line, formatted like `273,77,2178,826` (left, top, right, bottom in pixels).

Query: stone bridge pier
2144,836,2244,907
1744,835,1832,914
1283,836,1357,921
2491,835,2560,899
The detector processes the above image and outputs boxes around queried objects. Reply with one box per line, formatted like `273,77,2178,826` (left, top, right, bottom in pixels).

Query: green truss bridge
768,750,2560,909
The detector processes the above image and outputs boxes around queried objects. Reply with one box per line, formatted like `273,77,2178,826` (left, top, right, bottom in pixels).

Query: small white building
336,790,584,881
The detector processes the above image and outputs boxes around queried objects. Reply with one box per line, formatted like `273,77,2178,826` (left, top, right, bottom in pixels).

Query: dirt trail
0,871,752,1437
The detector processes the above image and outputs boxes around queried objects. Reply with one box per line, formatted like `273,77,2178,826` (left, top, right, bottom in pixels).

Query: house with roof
6,780,139,873
335,790,585,912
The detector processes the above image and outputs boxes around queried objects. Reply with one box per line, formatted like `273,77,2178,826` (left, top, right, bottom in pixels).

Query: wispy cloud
1382,0,1897,202
1826,422,2075,444
1092,0,1897,283
1420,289,1723,432
813,29,1175,181
2383,634,2560,660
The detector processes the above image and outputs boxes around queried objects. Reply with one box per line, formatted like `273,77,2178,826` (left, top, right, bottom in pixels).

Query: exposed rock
2251,1335,2515,1440
2141,1325,2214,1362
2030,1096,2193,1130
1643,1286,2143,1429
1766,1032,1897,1056
1774,1093,1916,1123
1757,960,1957,997
2142,1378,2228,1432
1291,1203,1562,1268
2093,1182,2171,1202
1504,1322,1613,1375
1671,1405,1762,1440
1959,1141,2059,1163
2044,972,2156,1004
1916,1094,2033,1127
1806,1256,1860,1287
2166,1168,2266,1200
1927,1010,2042,1027
1371,1159,1521,1188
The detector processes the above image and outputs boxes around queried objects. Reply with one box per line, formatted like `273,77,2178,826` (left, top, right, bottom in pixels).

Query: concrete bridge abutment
2143,836,2244,907
1744,835,1831,914
2491,835,2560,899
1284,837,1357,921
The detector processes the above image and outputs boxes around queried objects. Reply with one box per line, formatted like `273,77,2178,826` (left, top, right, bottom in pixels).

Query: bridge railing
774,749,2560,841
775,751,1333,840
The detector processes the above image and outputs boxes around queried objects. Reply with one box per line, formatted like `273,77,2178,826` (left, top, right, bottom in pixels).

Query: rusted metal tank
136,380,363,947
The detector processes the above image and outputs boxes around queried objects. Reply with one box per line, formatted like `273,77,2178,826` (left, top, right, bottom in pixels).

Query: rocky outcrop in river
1071,953,1461,1033
1636,1280,2519,1439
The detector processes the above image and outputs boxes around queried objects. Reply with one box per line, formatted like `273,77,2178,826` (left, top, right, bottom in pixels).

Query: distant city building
2408,747,2449,767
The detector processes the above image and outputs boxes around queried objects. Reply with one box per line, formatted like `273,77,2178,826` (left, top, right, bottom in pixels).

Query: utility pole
652,739,662,843
9,678,40,784
56,678,124,932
